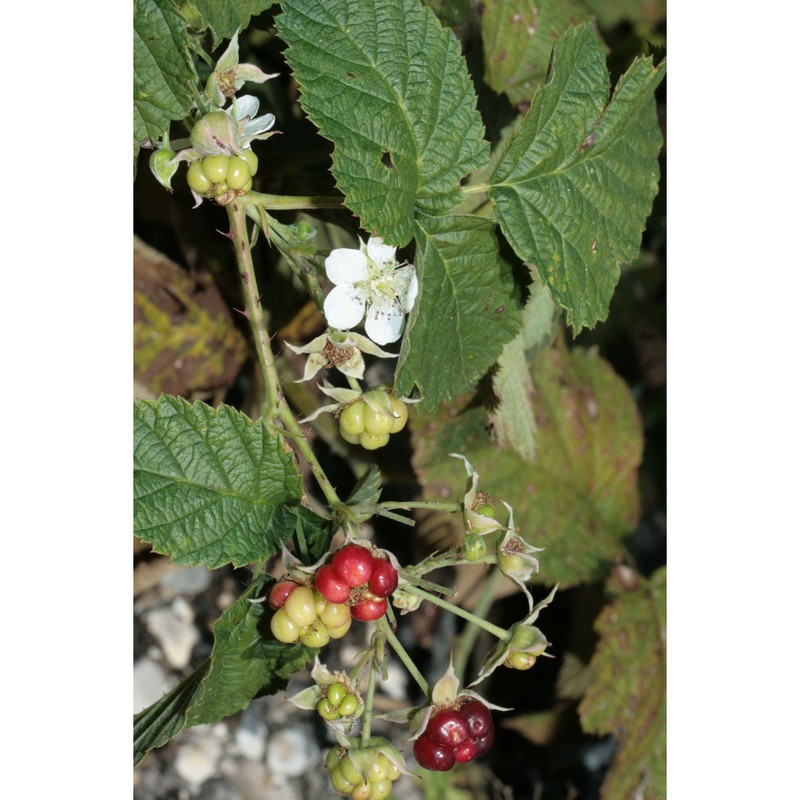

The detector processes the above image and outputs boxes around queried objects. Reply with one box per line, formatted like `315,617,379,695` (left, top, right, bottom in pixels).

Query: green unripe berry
507,650,537,670
327,683,349,708
327,618,352,639
283,586,317,627
359,432,389,450
474,502,496,518
366,759,387,783
330,764,355,795
351,783,371,800
340,402,366,436
325,748,342,771
463,533,486,562
338,756,363,786
270,608,299,643
300,619,331,648
241,177,252,193
340,429,361,445
240,149,258,176
202,154,230,184
187,160,212,194
226,156,251,190
319,601,351,630
337,693,359,717
388,398,408,433
317,698,340,721
370,780,393,800
363,407,393,436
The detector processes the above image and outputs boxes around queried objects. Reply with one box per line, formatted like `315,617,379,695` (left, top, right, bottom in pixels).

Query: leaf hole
381,151,395,170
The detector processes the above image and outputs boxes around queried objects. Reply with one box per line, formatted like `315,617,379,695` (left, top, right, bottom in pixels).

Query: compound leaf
395,215,522,409
134,0,199,155
579,568,666,800
134,660,210,766
490,279,558,462
413,345,642,586
190,0,276,47
134,396,305,569
489,23,665,332
186,578,315,726
481,0,590,105
276,0,489,245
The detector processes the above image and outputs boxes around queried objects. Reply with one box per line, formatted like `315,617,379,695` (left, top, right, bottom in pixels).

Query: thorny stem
453,568,503,682
379,617,430,696
404,585,509,640
360,658,377,747
227,201,344,512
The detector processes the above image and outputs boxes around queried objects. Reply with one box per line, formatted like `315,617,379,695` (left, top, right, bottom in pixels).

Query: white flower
225,94,275,145
323,236,418,346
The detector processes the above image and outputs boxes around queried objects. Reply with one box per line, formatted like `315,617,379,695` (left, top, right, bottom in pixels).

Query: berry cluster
325,747,401,800
186,152,258,200
317,681,361,721
413,701,495,772
269,581,352,646
315,544,398,622
338,397,408,450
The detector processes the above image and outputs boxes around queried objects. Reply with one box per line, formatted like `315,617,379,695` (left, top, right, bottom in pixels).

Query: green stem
227,201,283,418
245,192,344,211
379,617,430,696
360,658,377,747
346,375,362,393
227,201,344,512
404,585,508,640
453,569,502,681
378,501,462,513
462,182,491,195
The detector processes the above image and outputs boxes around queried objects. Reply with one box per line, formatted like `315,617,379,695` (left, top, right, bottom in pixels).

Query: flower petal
325,248,369,285
400,267,418,313
365,301,405,345
324,284,367,330
243,113,275,136
232,94,259,120
366,236,397,268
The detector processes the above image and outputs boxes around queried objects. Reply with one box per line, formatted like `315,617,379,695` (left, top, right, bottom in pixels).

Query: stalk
404,585,508,640
379,617,430,696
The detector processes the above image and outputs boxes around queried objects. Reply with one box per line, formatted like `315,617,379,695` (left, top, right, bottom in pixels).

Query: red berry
413,733,455,772
426,709,470,747
459,701,494,740
315,564,352,604
368,557,398,598
350,596,388,621
453,739,477,763
332,544,374,588
472,728,495,758
268,580,299,610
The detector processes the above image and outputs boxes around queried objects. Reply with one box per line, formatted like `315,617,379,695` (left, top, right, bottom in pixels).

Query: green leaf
191,0,276,48
579,568,666,800
186,577,314,726
489,23,665,332
413,345,642,586
481,0,590,105
395,215,522,409
134,0,199,156
490,279,558,462
276,0,489,245
134,396,304,568
134,660,210,766
581,0,666,32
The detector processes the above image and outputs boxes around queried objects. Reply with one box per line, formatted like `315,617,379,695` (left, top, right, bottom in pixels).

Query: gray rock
161,565,214,595
265,727,320,777
134,657,176,713
145,597,200,669
175,726,225,787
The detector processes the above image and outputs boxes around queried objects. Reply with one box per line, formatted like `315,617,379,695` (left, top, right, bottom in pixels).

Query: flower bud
149,148,178,191
391,587,422,614
190,110,239,156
